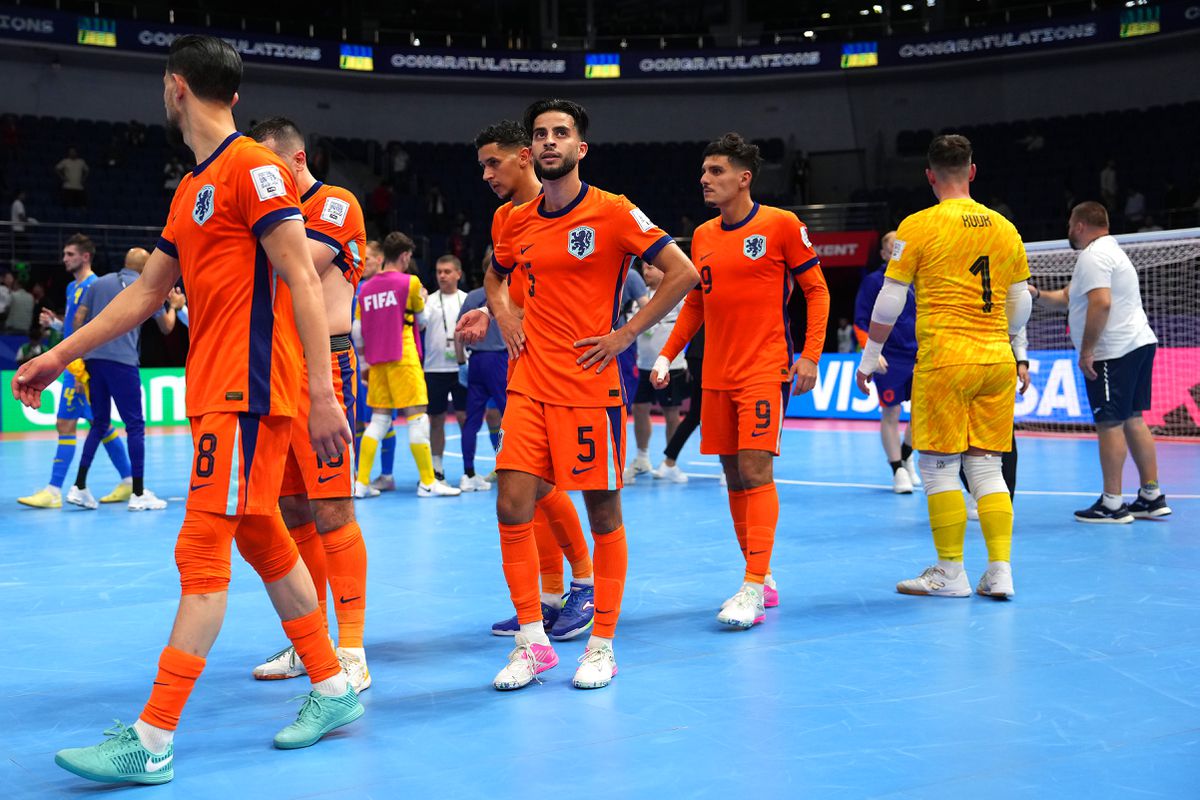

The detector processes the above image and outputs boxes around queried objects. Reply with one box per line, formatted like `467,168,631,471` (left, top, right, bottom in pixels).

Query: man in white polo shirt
418,254,468,485
1031,201,1171,523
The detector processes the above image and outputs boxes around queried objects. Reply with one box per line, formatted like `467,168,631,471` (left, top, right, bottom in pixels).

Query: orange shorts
700,382,788,456
497,391,626,491
281,346,358,500
186,412,292,516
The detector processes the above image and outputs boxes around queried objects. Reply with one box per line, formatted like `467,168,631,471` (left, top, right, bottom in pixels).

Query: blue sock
489,427,501,452
381,428,397,475
102,428,132,479
50,437,77,488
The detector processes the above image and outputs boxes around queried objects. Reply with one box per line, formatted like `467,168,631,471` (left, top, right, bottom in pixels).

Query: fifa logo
568,226,596,260
192,185,215,226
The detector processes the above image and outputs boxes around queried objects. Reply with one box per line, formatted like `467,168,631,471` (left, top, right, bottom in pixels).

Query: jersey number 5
969,255,993,313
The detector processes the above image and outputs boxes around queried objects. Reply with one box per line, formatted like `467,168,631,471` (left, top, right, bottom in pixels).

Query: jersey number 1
969,255,993,313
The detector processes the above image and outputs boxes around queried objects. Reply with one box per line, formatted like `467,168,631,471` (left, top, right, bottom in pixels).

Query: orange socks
281,608,341,683
322,521,367,650
727,488,750,560
537,487,593,579
592,525,627,639
289,522,327,622
742,482,779,584
499,522,542,625
532,509,565,596
141,646,206,730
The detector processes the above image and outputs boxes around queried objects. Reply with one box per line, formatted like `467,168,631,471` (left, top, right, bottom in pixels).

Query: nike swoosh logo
190,483,213,491
582,601,594,610
153,681,169,686
144,754,172,773
317,475,338,484
520,244,533,254
749,550,767,556
750,430,769,437
700,252,713,261
595,609,612,615
339,595,361,604
572,466,595,475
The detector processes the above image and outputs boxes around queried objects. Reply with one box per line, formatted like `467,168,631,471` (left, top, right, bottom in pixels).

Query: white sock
133,719,173,755
432,455,443,472
45,484,62,498
1102,492,1123,510
541,591,562,607
312,671,349,697
120,476,133,486
937,559,964,576
743,581,764,596
1140,483,1162,500
380,473,392,479
337,646,366,661
519,621,549,644
586,634,613,652
572,576,594,586
637,448,649,460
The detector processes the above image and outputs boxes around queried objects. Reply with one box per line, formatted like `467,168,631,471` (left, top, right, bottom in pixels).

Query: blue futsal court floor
1,422,1197,799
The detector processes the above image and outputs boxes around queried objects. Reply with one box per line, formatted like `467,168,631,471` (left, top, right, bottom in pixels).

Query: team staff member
655,133,830,629
857,134,1031,600
418,254,468,485
14,35,361,785
1031,201,1171,523
70,246,175,511
247,117,372,692
630,259,688,481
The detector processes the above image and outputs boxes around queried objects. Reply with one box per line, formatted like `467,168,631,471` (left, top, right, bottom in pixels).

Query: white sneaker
716,583,766,629
652,462,689,483
128,490,167,511
370,474,395,492
253,645,308,680
966,492,980,521
631,457,653,476
354,481,380,499
572,641,617,689
459,473,493,492
976,562,1014,599
66,486,99,510
893,468,914,494
418,480,462,497
336,648,371,692
493,633,558,691
896,565,972,597
904,455,921,486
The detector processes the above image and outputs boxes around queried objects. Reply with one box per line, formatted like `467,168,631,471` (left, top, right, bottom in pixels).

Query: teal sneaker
273,686,363,750
54,721,174,785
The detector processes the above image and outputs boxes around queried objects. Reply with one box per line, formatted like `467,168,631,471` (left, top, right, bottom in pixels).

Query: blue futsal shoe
491,602,560,636
550,581,595,641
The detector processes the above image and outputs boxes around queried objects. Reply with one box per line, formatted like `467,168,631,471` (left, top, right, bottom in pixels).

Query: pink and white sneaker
493,633,558,691
763,574,779,608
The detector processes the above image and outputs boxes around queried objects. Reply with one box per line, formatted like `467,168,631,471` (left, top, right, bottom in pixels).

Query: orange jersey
663,203,825,390
492,183,673,407
158,133,305,417
490,198,530,308
301,181,366,290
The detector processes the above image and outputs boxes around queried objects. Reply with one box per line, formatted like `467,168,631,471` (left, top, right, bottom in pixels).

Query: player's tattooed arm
483,264,525,358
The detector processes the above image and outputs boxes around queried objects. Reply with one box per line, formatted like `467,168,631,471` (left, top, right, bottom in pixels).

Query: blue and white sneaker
1074,497,1134,524
550,581,595,640
1128,493,1172,519
490,602,560,637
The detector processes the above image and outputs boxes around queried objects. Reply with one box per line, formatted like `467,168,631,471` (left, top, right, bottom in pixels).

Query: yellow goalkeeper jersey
885,197,1030,371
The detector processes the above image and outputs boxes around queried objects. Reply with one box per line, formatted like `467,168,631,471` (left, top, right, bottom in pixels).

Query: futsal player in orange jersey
247,117,372,691
13,36,360,785
461,100,698,689
464,120,598,641
654,133,830,629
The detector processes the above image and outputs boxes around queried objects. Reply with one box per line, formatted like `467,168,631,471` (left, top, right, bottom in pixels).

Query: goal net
1020,228,1200,437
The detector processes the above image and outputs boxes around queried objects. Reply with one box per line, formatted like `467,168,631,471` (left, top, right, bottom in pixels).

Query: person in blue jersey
18,234,132,509
854,231,921,494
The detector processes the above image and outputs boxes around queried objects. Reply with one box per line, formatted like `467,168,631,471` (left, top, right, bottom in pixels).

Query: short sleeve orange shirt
301,181,366,290
158,133,305,417
493,183,673,407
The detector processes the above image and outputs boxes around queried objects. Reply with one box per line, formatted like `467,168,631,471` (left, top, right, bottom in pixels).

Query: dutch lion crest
192,184,215,226
568,226,596,260
743,234,766,260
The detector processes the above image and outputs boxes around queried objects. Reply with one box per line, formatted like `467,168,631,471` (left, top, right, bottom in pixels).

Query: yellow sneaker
100,481,133,503
18,487,63,509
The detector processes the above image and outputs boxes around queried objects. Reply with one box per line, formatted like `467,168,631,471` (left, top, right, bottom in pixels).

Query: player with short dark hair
461,100,698,688
655,131,831,629
14,34,361,785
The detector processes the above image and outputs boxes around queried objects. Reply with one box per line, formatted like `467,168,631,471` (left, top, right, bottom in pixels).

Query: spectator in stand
30,282,46,325
4,276,33,333
1099,159,1118,213
425,185,447,233
1123,187,1146,230
125,119,146,147
836,317,854,353
0,271,12,327
389,142,409,190
10,188,33,261
16,325,46,364
1017,128,1044,152
104,134,124,168
0,113,19,153
162,154,186,194
1138,216,1163,233
678,214,696,238
368,181,393,238
55,146,89,208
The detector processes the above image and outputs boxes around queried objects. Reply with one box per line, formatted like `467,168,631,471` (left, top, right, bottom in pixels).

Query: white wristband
652,355,671,381
479,305,492,318
858,340,884,375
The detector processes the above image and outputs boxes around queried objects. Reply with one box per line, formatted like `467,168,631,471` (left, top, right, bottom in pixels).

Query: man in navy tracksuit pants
456,286,508,491
71,247,177,510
